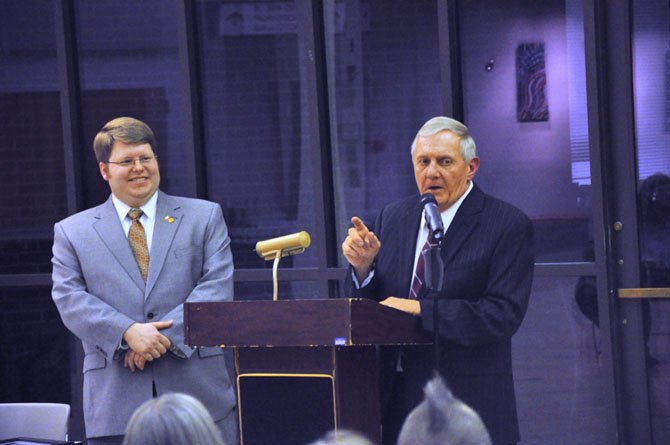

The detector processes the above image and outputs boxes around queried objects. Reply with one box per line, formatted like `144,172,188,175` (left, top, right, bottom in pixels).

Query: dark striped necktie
408,239,431,299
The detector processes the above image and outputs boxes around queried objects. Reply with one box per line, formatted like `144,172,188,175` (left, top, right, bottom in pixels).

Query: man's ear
467,156,480,180
99,162,110,181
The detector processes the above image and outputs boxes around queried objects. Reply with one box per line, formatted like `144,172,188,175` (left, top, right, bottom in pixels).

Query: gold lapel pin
164,215,175,223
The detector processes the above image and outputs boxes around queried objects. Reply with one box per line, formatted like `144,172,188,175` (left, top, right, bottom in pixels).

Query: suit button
147,312,154,320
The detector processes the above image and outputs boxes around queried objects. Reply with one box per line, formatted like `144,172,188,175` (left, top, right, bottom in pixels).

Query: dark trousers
381,371,408,445
381,371,517,445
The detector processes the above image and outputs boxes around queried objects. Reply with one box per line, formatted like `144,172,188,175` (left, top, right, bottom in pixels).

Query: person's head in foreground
397,375,491,445
307,429,374,445
123,392,225,445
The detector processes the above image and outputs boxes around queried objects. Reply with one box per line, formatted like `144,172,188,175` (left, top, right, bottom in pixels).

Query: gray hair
397,376,491,445
306,429,374,445
410,116,477,163
123,393,225,445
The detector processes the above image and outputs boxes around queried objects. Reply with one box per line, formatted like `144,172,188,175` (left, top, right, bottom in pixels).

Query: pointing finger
351,217,369,235
351,217,372,247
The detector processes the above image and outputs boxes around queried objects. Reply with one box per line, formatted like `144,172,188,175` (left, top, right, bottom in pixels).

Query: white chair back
0,402,70,441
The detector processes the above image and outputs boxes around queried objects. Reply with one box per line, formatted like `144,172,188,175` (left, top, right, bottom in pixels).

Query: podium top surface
184,298,431,348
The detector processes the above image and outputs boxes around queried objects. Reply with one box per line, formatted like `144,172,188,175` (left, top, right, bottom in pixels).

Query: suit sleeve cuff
352,268,375,288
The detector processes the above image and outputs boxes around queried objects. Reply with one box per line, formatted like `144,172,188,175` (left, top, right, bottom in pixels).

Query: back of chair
0,403,70,441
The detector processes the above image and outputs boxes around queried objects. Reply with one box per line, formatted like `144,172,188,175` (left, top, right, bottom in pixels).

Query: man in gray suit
52,117,237,445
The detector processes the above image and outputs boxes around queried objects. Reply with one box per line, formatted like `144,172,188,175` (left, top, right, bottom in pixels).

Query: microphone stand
272,250,282,301
423,232,444,371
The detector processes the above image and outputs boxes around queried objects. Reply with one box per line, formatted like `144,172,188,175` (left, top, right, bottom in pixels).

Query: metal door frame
584,0,654,443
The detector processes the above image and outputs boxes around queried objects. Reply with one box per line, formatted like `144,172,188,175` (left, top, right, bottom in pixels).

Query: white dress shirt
407,181,473,296
111,191,158,251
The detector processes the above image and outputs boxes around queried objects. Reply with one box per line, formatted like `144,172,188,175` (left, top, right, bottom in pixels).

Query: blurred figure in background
638,173,670,442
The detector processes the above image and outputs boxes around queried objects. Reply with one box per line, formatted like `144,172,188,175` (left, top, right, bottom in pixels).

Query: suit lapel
440,183,485,266
399,199,423,296
93,197,145,291
146,192,182,296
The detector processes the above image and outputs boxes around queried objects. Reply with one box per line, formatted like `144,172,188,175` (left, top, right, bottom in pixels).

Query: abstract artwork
516,42,549,122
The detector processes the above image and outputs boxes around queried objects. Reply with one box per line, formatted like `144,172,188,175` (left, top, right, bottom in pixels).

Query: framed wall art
516,42,549,122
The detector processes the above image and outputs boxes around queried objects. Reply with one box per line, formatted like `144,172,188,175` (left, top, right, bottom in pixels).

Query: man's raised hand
341,216,381,282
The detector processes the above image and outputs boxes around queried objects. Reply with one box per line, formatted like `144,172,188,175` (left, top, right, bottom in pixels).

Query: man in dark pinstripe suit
342,117,534,445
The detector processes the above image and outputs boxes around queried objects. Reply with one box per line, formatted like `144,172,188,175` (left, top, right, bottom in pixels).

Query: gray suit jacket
52,191,236,439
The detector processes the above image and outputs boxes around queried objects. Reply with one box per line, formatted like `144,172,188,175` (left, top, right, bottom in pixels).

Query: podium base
237,374,335,445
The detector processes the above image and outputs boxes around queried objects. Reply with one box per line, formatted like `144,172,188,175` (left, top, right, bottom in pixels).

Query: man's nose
426,160,439,176
131,159,145,170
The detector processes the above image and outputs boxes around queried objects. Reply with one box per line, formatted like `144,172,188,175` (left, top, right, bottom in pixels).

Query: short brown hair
93,117,157,162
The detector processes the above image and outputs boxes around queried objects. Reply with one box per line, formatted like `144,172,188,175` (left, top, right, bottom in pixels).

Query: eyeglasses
105,155,157,168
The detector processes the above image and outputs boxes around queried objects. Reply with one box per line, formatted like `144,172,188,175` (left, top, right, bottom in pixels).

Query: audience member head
638,172,670,225
93,116,157,163
411,116,477,163
123,392,225,445
306,429,374,445
397,375,491,445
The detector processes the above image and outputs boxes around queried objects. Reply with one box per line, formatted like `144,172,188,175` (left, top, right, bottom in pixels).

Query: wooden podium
184,298,430,445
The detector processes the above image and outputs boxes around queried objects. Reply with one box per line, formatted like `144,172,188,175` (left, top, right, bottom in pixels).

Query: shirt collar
111,191,158,222
421,181,474,231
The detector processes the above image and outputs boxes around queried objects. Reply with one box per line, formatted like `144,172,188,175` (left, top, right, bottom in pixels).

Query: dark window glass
0,0,66,274
234,280,322,301
460,0,592,263
195,0,317,269
74,0,188,208
0,286,70,403
327,0,441,267
514,276,608,444
632,1,670,441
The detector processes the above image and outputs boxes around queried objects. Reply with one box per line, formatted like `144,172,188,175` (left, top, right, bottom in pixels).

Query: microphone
255,231,311,260
420,194,446,370
420,193,445,243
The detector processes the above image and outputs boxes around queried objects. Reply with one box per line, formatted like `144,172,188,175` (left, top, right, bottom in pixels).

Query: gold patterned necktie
127,208,149,281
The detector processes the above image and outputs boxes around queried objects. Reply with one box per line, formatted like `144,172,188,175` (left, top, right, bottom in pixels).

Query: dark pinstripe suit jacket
346,183,534,444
